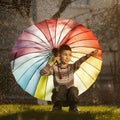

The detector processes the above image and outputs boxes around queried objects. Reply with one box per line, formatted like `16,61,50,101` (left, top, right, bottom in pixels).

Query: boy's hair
59,45,71,53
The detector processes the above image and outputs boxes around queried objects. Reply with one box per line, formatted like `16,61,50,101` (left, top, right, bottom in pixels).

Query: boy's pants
51,85,79,108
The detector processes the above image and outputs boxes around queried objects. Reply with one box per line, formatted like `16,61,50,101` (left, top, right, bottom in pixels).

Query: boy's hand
53,56,60,63
86,49,98,58
90,49,98,56
49,56,60,66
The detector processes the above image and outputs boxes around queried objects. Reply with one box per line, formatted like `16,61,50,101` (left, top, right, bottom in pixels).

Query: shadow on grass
0,110,95,120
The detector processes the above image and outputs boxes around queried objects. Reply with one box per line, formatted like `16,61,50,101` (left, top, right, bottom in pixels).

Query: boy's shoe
69,107,79,113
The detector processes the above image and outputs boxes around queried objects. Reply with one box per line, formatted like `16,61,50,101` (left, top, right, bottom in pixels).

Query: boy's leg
67,86,79,112
51,85,67,111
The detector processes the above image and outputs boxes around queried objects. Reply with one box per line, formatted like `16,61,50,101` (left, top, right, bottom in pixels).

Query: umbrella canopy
11,18,102,101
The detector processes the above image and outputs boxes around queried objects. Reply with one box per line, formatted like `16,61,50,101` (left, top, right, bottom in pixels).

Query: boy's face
60,50,72,64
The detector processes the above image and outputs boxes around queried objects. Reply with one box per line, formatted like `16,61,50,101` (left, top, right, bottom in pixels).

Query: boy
40,45,98,112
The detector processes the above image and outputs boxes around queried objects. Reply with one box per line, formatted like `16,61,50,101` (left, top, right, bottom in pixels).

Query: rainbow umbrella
11,18,102,101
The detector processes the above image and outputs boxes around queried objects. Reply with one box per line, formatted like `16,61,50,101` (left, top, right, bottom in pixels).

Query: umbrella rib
43,76,48,100
55,18,58,47
24,31,51,49
69,59,96,88
72,49,101,54
16,39,51,50
33,75,48,100
45,20,54,47
71,46,101,50
85,61,101,71
58,22,75,45
55,19,60,47
13,46,50,51
71,54,85,61
75,72,88,89
13,53,50,71
17,55,49,84
13,51,51,64
27,30,51,48
57,19,70,45
68,30,90,39
80,66,96,81
12,48,51,59
24,57,49,91
71,51,102,61
71,55,101,71
13,47,50,53
68,39,98,45
63,30,90,44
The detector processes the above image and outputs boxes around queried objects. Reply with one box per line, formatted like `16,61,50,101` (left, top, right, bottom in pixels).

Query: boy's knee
69,86,78,95
52,85,67,103
67,87,79,103
69,86,78,93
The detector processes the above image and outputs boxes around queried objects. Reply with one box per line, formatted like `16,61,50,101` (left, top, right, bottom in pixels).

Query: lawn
0,104,120,120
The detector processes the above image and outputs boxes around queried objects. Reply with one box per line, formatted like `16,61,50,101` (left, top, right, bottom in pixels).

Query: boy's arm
40,57,59,76
73,50,98,72
40,64,53,76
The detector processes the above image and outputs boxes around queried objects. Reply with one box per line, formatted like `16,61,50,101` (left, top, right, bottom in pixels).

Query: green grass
0,104,120,120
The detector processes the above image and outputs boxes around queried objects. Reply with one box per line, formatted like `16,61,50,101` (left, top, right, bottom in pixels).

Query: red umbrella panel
11,18,102,101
